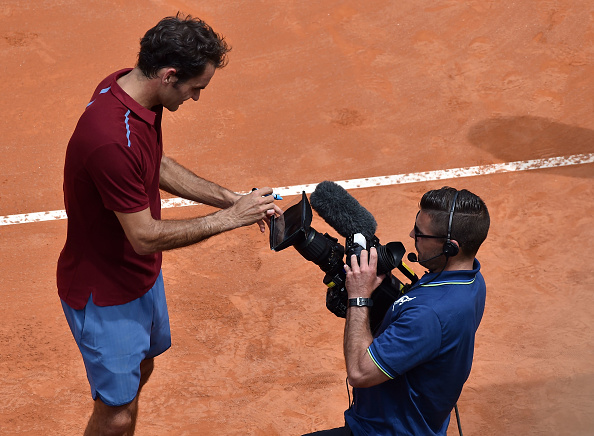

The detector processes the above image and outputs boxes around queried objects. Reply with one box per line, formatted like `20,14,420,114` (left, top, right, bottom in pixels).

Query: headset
442,190,460,258
408,189,460,264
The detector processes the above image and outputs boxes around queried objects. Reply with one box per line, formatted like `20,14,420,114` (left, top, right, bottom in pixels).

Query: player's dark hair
420,187,490,256
137,12,231,83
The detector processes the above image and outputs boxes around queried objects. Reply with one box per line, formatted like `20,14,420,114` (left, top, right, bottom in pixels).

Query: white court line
2,153,593,227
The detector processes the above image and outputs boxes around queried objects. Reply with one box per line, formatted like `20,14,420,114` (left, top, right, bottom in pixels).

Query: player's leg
83,357,154,436
138,357,155,395
84,397,135,436
81,335,163,434
62,272,171,435
127,358,155,435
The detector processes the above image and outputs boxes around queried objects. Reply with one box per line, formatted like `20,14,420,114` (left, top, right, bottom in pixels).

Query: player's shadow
467,116,594,178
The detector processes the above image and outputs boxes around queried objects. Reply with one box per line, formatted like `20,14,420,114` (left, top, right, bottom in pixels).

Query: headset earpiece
443,240,459,257
444,191,459,257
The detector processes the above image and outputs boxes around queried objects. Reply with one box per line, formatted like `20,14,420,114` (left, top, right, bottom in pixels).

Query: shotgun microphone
310,181,377,240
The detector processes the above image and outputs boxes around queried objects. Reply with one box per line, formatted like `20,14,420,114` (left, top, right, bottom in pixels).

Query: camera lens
294,228,345,274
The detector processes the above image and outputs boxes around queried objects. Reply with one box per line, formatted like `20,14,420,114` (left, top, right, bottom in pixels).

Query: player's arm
159,154,240,209
159,154,281,233
343,248,390,388
115,189,276,255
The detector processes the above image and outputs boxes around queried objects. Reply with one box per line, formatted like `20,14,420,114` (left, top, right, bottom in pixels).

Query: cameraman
306,187,489,436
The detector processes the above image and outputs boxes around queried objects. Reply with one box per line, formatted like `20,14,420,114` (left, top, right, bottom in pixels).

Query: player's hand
247,187,283,232
344,247,385,299
229,187,282,232
258,203,283,233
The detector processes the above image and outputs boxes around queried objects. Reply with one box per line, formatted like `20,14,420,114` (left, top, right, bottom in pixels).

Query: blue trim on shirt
86,86,112,108
420,277,476,287
367,347,395,379
124,109,131,147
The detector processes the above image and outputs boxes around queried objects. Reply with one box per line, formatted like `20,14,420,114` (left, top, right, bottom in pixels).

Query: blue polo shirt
345,260,486,436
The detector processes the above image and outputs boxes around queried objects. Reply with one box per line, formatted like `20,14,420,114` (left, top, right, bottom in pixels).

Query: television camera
269,184,418,333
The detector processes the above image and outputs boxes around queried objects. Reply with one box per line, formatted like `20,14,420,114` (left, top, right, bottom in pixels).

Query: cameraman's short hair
137,12,231,83
420,187,490,257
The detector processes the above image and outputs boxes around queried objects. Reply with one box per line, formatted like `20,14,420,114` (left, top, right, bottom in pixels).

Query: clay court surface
1,0,594,434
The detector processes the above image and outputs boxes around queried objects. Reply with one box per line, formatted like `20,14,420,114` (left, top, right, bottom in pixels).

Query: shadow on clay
460,372,594,434
468,116,594,179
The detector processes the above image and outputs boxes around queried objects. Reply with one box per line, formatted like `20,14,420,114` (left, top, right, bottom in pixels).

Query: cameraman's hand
344,247,385,299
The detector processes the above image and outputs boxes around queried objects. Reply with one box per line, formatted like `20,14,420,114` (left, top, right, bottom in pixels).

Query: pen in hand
251,187,283,200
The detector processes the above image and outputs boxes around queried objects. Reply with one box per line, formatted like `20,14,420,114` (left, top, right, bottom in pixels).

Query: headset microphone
407,252,444,263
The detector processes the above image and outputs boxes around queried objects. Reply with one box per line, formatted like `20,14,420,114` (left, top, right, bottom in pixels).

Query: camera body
270,192,417,333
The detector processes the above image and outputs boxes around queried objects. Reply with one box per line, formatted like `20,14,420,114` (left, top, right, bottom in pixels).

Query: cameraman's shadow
467,116,594,179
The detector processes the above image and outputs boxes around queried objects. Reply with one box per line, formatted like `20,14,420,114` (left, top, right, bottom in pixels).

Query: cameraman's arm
343,248,390,388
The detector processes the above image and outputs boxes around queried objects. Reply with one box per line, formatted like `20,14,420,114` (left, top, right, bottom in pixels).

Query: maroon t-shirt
57,69,163,309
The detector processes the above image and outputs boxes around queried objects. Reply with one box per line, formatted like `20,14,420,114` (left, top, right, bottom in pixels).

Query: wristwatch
348,297,373,307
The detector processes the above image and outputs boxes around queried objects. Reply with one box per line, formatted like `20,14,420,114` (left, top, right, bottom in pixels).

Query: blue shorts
61,271,171,406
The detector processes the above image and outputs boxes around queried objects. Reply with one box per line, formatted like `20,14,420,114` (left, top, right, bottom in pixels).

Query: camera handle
324,269,409,335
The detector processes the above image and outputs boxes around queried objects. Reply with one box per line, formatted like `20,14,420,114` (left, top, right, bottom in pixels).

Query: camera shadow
467,116,594,179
